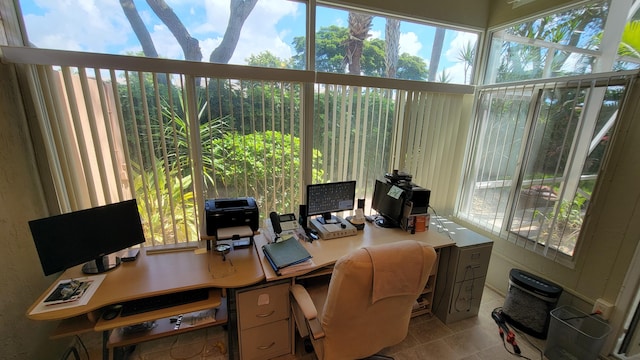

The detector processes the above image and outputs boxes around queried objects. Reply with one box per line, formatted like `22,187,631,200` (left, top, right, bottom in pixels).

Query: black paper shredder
502,268,563,339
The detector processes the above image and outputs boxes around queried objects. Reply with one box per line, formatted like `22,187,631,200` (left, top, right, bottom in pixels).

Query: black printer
205,197,260,236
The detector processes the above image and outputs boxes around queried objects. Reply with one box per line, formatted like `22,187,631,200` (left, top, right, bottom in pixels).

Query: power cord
492,307,542,360
72,335,89,360
454,265,476,312
428,205,453,240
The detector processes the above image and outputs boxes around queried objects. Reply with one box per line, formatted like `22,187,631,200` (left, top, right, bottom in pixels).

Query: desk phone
278,213,299,231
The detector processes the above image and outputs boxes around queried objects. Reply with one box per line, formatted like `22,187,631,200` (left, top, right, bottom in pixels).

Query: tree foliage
292,25,427,80
210,130,322,210
496,3,607,82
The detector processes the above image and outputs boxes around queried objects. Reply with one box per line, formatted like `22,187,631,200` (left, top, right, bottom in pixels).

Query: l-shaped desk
27,218,492,360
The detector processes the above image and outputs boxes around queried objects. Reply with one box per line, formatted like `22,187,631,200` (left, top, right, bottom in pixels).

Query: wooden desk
27,224,457,360
27,244,265,359
256,222,456,281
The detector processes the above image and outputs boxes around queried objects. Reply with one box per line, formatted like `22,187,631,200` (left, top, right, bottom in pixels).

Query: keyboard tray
120,288,209,317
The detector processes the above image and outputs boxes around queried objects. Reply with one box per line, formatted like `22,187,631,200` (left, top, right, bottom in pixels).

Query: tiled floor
79,286,548,360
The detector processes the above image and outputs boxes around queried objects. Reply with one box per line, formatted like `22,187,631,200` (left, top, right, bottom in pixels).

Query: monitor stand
310,216,358,240
316,212,340,225
82,254,121,274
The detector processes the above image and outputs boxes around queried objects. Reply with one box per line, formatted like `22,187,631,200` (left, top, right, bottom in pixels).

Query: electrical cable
454,265,476,312
492,307,540,360
510,323,544,360
74,335,89,360
428,205,453,239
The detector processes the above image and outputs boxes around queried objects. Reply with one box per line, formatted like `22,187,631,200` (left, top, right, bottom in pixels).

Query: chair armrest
290,284,318,320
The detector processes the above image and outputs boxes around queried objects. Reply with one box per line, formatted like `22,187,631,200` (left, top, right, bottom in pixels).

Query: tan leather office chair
290,240,437,360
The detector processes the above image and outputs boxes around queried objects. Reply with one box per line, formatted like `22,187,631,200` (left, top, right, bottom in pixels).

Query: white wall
0,62,69,358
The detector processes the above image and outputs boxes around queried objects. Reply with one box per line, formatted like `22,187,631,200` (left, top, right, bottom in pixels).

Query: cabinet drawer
238,282,289,329
240,319,290,360
454,244,491,281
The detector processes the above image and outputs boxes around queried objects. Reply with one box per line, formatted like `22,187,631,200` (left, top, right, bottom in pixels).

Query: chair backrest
319,240,437,360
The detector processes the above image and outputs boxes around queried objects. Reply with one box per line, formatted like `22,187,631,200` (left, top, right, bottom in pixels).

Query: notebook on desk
262,238,312,275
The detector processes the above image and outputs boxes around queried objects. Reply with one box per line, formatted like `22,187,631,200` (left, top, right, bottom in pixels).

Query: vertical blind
6,47,475,248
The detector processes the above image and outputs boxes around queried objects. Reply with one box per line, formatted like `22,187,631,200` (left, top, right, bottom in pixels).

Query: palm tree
619,20,640,59
385,18,401,78
456,41,476,84
346,12,373,75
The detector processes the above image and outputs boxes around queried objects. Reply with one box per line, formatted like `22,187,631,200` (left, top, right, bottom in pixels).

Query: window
311,5,479,84
18,1,479,84
12,1,478,248
485,2,608,84
457,73,634,260
19,0,306,68
460,1,640,262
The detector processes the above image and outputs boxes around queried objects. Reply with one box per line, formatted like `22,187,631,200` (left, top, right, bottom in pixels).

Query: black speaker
298,204,307,229
357,198,365,209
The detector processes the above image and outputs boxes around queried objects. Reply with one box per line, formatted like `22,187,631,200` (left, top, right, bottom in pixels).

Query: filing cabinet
236,281,291,360
432,222,493,324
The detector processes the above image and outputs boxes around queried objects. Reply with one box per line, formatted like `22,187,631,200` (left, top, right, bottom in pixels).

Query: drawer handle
258,341,276,350
256,310,275,318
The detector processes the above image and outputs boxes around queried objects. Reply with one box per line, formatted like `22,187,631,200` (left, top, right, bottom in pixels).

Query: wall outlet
593,298,614,320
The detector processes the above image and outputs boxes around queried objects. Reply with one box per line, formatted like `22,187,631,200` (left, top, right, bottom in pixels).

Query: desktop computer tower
407,185,430,214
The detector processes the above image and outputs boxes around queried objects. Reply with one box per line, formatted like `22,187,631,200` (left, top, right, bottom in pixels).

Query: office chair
290,240,437,360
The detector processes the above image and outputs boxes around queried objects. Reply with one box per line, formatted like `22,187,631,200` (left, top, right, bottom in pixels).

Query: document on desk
262,238,312,275
29,274,106,315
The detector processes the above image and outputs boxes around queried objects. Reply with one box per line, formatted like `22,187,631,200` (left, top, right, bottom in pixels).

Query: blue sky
18,0,478,83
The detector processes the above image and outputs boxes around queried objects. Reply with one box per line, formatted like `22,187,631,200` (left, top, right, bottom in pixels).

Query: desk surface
27,244,264,322
257,221,456,282
27,223,456,322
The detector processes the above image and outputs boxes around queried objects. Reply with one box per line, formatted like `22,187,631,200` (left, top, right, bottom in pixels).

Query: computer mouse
102,304,122,320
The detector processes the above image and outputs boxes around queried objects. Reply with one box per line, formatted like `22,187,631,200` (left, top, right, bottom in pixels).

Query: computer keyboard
119,288,210,317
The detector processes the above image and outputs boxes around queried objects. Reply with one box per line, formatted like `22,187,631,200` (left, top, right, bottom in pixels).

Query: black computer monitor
306,180,356,224
28,199,146,276
371,179,406,228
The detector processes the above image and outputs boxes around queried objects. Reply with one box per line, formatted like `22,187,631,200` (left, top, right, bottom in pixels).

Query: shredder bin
544,305,612,360
502,268,563,338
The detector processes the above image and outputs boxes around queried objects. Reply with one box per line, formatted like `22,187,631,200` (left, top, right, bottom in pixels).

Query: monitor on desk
371,179,406,228
306,180,356,224
28,199,146,276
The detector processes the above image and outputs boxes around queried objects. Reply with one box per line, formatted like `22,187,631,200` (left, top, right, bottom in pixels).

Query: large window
457,1,640,262
18,0,306,67
308,5,479,84
11,0,478,249
486,1,640,84
18,0,479,84
458,73,634,260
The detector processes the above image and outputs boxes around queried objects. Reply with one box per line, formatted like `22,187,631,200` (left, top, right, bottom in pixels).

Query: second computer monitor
306,180,356,224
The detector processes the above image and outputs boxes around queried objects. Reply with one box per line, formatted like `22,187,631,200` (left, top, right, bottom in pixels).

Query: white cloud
445,32,478,62
21,0,302,64
224,0,300,63
151,24,184,60
399,32,421,56
23,0,131,53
